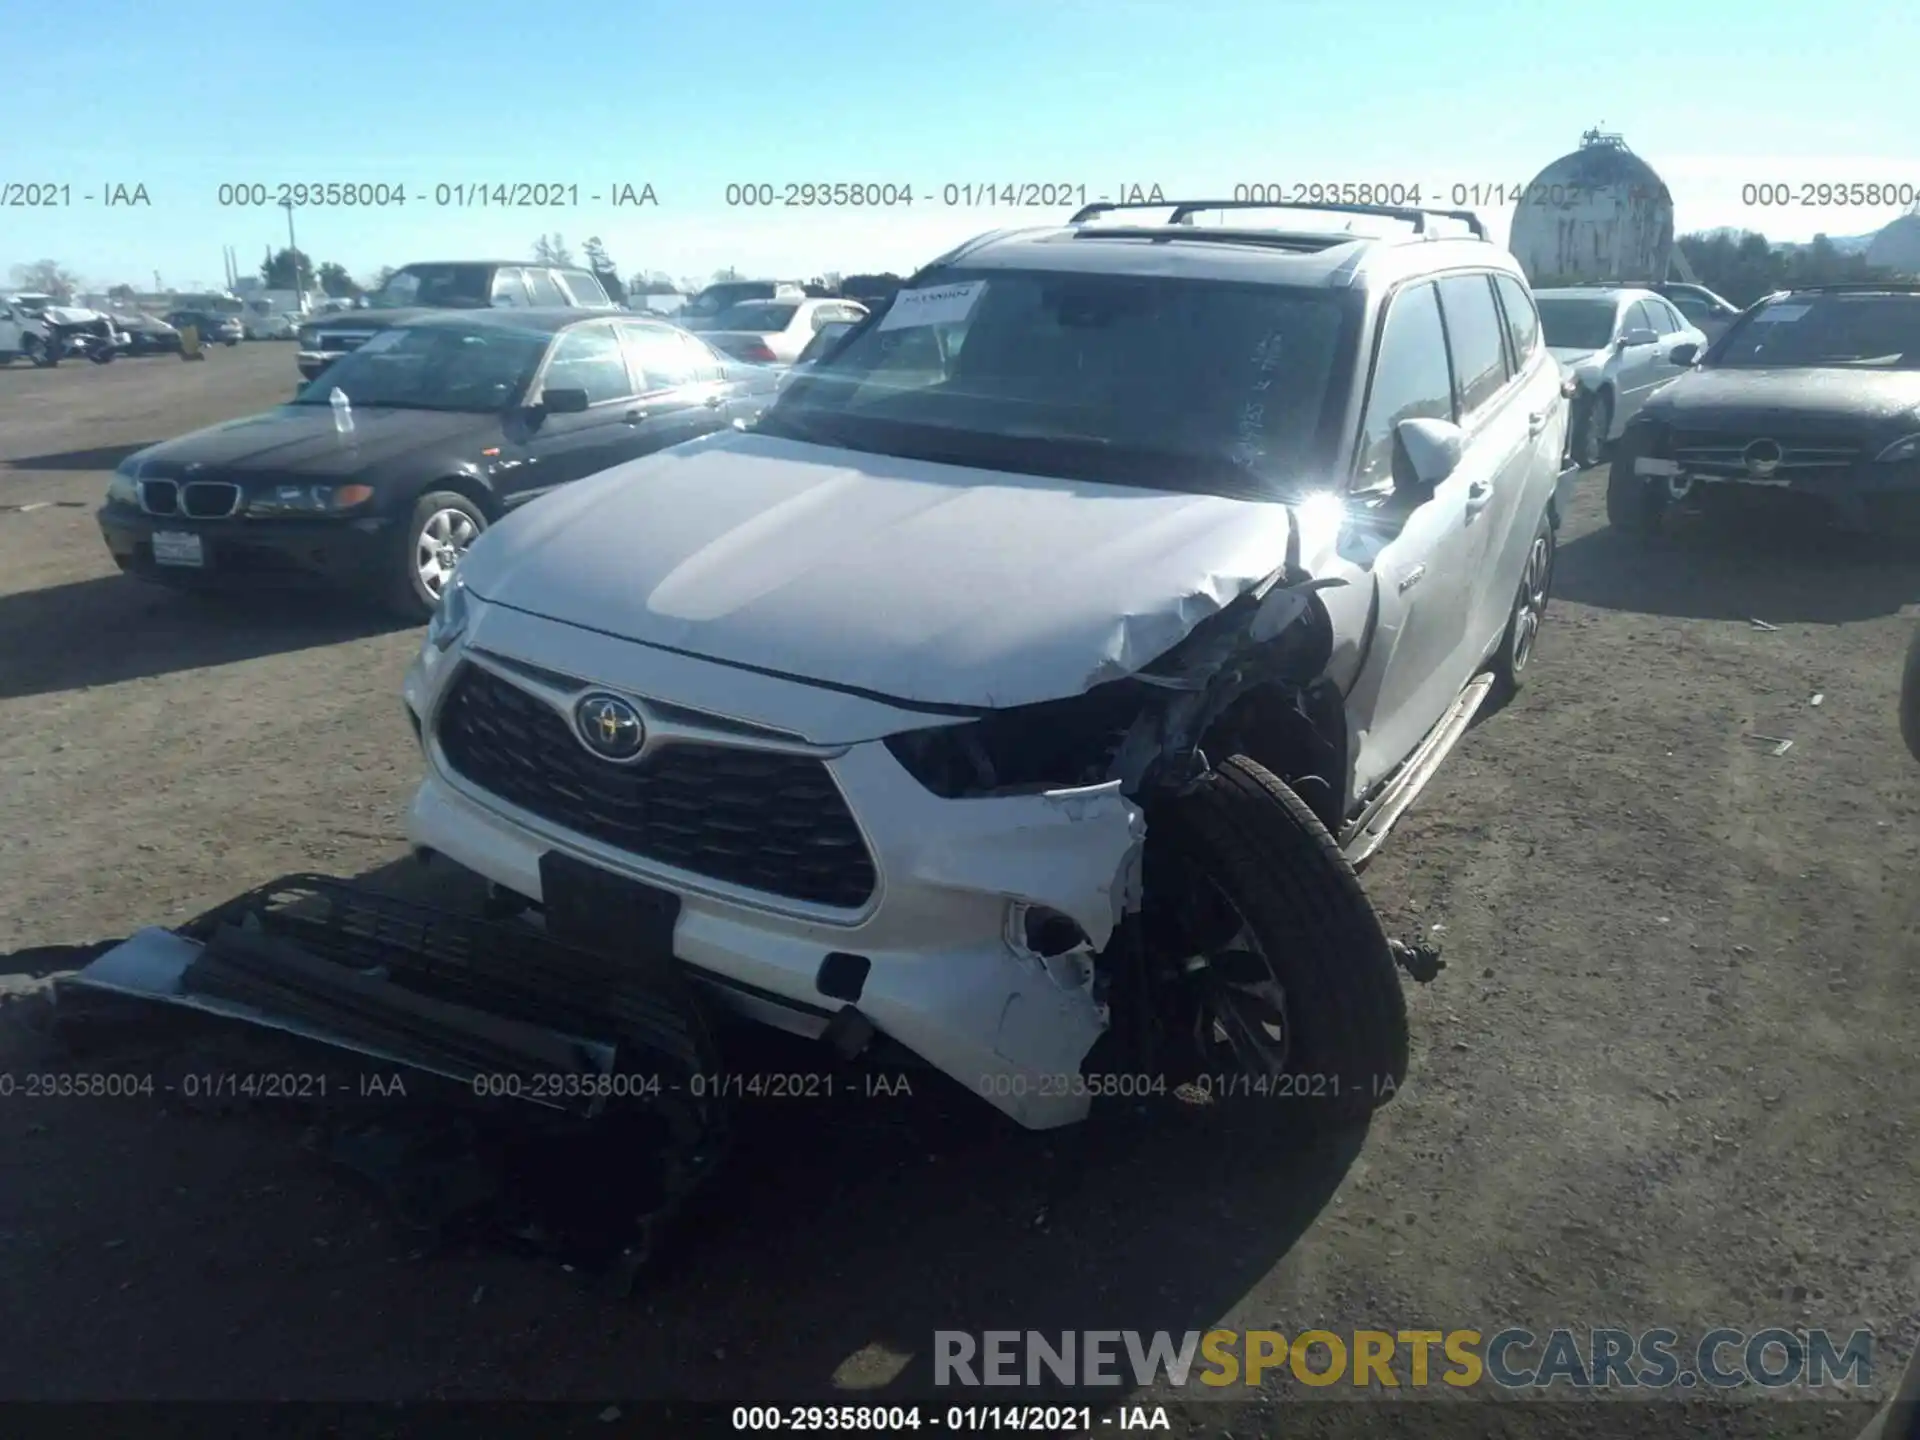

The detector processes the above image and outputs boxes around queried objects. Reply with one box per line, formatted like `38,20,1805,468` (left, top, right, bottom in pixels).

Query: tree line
1676,229,1902,306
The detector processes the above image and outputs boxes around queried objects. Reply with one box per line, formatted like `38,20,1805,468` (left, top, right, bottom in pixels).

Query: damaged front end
880,561,1352,1093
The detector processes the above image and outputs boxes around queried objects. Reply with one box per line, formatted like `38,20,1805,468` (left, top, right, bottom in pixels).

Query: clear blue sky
6,0,1916,294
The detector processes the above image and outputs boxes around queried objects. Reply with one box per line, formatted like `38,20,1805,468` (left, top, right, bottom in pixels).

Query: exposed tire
89,345,114,365
1489,511,1556,703
1571,388,1614,469
1901,624,1920,766
388,490,487,622
1146,756,1408,1127
23,334,55,368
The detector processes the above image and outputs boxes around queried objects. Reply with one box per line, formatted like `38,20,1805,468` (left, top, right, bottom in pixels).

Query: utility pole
281,199,300,297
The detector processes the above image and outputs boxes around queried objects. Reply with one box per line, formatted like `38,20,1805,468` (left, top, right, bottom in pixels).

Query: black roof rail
1068,196,1488,240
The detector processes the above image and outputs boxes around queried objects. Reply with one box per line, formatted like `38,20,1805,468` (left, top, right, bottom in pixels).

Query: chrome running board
1340,673,1496,871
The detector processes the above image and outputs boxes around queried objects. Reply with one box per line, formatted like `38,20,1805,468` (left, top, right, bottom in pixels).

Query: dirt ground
1,346,1916,1418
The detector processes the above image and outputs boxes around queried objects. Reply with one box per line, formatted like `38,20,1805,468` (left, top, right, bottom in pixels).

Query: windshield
1537,299,1619,352
289,323,549,411
714,301,797,331
760,268,1355,497
370,264,494,310
1710,292,1920,369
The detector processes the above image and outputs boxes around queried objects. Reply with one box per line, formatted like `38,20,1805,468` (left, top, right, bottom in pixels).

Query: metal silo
1509,130,1676,286
1866,207,1920,273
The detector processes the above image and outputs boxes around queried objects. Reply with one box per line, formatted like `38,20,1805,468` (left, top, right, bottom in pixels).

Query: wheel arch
423,471,504,521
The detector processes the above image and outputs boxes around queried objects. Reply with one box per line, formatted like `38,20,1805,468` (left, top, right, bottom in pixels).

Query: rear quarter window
1435,274,1511,415
1492,274,1541,367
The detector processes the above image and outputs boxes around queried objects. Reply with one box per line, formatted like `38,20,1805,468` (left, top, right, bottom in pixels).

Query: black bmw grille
436,664,877,909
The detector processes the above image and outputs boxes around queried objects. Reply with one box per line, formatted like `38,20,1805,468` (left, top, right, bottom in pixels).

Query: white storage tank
1509,130,1675,286
1866,208,1920,273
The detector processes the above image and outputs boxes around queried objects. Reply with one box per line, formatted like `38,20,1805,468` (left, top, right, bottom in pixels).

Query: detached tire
1901,624,1920,765
1151,756,1408,1126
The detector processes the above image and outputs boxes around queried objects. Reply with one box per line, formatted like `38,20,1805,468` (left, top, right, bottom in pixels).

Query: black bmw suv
297,261,620,380
1607,282,1920,536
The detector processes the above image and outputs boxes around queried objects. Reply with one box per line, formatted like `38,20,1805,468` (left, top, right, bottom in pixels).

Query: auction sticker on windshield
1754,305,1811,322
879,279,986,332
151,532,204,567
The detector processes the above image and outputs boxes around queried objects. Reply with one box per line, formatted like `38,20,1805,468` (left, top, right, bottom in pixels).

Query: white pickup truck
0,293,122,366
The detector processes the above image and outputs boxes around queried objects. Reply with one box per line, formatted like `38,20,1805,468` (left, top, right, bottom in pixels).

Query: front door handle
703,394,724,409
1465,479,1494,515
1528,410,1547,435
623,408,648,424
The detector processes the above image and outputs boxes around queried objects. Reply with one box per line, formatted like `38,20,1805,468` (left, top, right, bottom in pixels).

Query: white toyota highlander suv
401,199,1570,1131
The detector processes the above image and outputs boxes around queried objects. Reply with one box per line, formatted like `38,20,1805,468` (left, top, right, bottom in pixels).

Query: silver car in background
1536,286,1704,468
701,297,869,366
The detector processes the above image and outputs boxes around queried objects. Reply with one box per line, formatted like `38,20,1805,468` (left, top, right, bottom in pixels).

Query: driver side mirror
1668,341,1700,367
1392,417,1465,495
538,387,590,414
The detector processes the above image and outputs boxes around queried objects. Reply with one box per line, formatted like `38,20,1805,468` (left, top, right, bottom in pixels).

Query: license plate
538,851,681,968
151,531,204,567
1634,457,1680,477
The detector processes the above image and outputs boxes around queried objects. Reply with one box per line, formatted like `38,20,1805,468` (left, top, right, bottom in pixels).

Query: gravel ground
0,346,1915,1420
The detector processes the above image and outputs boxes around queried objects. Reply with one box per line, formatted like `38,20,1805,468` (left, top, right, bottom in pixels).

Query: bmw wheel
390,490,487,622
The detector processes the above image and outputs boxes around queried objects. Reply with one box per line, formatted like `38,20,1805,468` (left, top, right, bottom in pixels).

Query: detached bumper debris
1389,937,1446,983
54,874,730,1288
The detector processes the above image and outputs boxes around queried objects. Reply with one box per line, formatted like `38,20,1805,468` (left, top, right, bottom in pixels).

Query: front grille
1669,429,1863,478
139,479,178,516
182,481,241,517
139,478,242,518
436,664,877,909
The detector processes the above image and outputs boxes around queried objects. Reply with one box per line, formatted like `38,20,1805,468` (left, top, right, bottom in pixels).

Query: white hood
457,431,1300,710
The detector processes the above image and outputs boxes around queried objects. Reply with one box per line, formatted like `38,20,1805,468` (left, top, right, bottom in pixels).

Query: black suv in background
296,261,620,379
1608,283,1920,536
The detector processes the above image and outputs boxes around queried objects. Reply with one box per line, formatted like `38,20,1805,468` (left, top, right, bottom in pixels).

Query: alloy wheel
1511,533,1551,672
415,507,479,598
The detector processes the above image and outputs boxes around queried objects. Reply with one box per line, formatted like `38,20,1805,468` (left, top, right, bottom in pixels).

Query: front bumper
1631,451,1920,530
399,611,1147,1131
97,501,400,590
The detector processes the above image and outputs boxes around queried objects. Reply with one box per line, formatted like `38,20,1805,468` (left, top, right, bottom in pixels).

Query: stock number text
1743,181,1918,208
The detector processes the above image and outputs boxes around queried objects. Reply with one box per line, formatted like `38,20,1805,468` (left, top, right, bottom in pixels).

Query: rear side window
489,268,529,307
544,321,633,404
1354,281,1454,489
559,270,610,306
525,269,567,306
619,323,696,390
1492,274,1541,368
1436,274,1510,415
